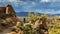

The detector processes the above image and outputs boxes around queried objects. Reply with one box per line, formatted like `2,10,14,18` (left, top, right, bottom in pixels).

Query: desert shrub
40,14,47,22
40,14,48,28
48,24,60,34
55,17,60,20
28,12,39,22
21,24,35,34
15,22,35,34
15,22,21,29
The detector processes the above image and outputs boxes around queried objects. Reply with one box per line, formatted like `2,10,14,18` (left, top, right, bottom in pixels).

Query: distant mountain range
16,12,60,17
16,12,43,17
52,14,60,16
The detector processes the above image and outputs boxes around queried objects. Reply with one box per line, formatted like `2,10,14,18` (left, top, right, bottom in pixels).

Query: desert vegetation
7,12,60,34
0,12,60,34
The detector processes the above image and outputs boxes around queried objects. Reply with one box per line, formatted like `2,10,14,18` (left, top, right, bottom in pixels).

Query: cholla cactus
24,21,33,26
48,24,60,34
15,21,21,29
28,12,39,22
32,20,42,29
10,32,16,34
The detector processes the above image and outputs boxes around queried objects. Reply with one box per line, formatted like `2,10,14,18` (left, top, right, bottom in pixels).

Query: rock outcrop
0,4,17,31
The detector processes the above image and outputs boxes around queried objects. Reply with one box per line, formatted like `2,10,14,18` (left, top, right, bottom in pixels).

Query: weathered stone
0,4,17,31
0,4,16,18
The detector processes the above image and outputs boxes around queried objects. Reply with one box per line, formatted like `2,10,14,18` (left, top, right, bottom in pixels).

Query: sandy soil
0,27,12,34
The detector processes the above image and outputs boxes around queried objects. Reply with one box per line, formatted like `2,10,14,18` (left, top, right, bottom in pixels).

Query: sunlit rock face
0,4,16,31
0,4,16,18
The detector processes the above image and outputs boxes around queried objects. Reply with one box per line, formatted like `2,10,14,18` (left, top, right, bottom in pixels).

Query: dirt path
0,27,12,34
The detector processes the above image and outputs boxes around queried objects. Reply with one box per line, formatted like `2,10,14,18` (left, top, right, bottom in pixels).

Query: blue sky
0,0,60,14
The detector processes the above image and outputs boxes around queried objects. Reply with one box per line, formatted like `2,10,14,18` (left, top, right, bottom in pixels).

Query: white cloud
9,0,21,2
32,2,36,5
35,9,60,14
9,0,15,2
8,0,21,7
51,0,60,2
19,1,28,5
40,0,49,2
0,0,6,2
40,0,60,2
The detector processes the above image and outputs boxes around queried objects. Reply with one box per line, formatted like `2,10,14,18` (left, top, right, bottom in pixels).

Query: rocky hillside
0,5,17,32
